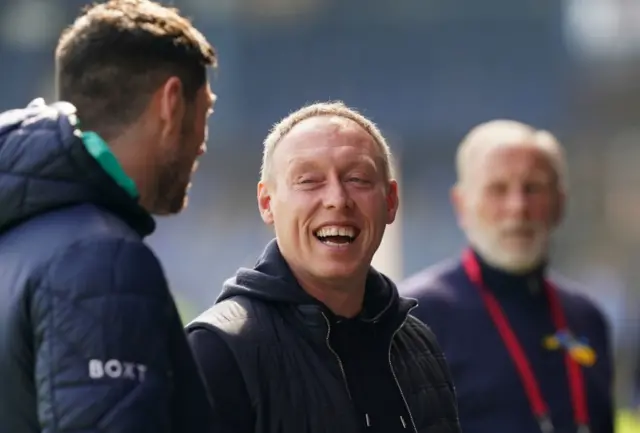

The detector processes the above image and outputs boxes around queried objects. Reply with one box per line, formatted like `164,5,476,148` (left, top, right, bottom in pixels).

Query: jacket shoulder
402,314,445,353
186,296,274,341
399,258,466,301
549,272,609,327
189,297,254,328
0,203,142,267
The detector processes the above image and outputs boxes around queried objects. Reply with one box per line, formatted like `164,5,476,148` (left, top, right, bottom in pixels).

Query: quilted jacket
0,100,213,433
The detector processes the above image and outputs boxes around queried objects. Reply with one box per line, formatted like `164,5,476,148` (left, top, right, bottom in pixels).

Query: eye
296,177,319,185
524,182,547,194
347,177,369,184
487,183,507,196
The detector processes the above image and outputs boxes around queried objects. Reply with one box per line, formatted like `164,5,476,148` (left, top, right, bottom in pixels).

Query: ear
552,188,566,227
385,180,400,224
157,76,186,139
450,183,466,228
257,181,274,225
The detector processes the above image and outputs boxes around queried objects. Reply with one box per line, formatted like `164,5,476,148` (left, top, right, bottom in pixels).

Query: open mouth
314,225,360,246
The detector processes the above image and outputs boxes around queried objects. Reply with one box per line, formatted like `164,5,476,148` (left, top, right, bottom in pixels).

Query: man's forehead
479,142,547,165
276,116,376,157
472,144,555,181
285,151,377,168
286,115,365,139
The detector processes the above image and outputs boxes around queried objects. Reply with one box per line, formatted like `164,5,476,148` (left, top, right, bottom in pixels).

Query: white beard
465,220,550,273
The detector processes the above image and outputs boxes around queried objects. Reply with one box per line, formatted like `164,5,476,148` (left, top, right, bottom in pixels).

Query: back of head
55,0,217,141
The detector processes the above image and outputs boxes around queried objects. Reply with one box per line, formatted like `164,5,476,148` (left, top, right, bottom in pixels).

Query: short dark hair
55,0,217,140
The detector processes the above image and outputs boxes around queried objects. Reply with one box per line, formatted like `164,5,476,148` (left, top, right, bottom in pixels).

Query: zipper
322,307,420,432
321,312,352,400
388,305,419,433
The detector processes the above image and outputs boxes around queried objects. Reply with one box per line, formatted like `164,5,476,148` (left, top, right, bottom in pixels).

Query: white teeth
322,240,350,248
315,225,356,239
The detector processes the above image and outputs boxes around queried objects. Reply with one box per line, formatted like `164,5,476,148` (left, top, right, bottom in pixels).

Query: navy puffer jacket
0,100,213,433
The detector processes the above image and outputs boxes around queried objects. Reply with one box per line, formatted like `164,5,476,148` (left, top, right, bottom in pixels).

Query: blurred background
0,0,638,427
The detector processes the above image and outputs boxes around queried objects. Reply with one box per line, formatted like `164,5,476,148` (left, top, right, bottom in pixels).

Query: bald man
399,120,614,433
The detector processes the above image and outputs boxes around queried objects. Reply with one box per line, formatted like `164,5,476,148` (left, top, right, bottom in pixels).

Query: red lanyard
462,249,590,433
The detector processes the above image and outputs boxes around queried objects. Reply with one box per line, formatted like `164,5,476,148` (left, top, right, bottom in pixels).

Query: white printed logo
88,359,147,382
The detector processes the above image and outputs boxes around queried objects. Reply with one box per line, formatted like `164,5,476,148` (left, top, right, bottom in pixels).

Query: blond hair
260,101,394,183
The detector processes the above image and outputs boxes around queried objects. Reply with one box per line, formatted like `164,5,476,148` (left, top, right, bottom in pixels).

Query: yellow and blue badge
543,330,597,367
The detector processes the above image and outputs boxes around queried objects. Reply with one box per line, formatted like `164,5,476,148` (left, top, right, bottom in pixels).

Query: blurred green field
618,410,640,433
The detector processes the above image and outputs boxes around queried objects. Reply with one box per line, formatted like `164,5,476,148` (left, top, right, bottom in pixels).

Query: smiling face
258,115,399,288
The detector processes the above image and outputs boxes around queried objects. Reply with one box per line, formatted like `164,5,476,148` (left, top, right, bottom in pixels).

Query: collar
236,239,415,325
471,249,547,298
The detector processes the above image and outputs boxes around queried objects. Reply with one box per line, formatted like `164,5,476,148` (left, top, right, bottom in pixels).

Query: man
400,120,614,433
186,101,461,433
0,1,217,432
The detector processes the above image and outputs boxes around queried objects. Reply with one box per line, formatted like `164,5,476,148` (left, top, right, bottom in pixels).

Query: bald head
261,101,394,185
455,119,566,191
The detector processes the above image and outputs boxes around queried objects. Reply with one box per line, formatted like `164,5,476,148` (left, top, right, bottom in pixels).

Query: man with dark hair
0,1,218,432
55,0,217,214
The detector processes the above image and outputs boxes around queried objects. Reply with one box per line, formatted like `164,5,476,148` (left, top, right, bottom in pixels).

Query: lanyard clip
537,415,554,433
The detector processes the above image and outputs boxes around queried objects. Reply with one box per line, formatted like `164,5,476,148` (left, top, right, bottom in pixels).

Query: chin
470,229,547,272
312,262,362,281
179,194,189,211
154,194,188,215
490,248,544,273
168,181,191,212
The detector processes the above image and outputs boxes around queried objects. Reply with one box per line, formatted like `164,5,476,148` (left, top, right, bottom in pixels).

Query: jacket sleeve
33,237,175,433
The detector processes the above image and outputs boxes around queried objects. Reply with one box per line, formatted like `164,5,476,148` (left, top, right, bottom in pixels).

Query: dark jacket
186,239,461,433
399,251,614,433
0,100,213,433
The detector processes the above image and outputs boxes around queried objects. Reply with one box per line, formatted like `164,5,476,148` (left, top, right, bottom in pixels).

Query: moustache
498,222,542,236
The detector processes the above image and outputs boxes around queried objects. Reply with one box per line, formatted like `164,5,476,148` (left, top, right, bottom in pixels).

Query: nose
322,178,353,210
504,189,529,218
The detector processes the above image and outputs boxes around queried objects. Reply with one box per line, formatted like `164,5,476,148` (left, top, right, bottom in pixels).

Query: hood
218,239,415,321
0,99,154,236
